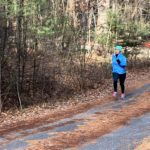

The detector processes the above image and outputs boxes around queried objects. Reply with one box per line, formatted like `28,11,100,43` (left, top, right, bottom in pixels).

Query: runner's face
115,49,120,54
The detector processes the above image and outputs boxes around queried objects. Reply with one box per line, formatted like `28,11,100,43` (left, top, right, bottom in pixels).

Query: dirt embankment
27,91,150,150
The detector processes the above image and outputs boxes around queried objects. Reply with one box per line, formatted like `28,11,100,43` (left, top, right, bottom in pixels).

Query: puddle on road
0,84,150,150
79,113,150,150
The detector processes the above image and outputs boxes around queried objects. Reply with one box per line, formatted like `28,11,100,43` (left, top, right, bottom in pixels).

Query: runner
112,45,127,99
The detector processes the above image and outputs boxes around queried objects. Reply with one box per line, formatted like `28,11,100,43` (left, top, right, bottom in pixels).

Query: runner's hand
117,59,121,64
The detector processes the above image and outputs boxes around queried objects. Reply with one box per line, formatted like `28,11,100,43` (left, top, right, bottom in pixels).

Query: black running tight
113,73,126,93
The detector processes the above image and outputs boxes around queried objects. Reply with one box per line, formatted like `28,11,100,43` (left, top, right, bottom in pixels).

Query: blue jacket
112,53,127,74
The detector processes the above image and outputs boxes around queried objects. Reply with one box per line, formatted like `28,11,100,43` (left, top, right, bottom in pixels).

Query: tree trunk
16,0,24,110
0,58,2,113
0,1,9,112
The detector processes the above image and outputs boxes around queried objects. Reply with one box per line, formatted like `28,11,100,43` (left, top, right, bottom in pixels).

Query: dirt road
0,80,150,150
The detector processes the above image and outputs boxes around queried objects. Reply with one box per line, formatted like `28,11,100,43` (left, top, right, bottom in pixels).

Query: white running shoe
113,92,117,97
121,93,125,99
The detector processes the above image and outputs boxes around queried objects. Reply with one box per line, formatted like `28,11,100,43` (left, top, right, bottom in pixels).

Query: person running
112,45,127,99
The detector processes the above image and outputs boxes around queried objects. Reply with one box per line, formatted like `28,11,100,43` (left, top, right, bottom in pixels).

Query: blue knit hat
115,45,123,51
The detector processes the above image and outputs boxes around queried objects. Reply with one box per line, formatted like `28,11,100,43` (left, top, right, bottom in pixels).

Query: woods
0,0,149,111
